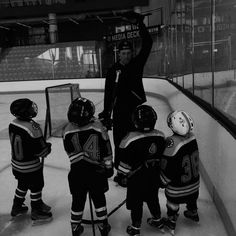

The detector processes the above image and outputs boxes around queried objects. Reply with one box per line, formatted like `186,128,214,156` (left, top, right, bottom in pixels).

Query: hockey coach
99,11,153,183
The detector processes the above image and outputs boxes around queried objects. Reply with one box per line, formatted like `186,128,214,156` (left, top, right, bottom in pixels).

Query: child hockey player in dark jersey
160,110,200,235
117,105,166,236
9,98,52,225
63,97,114,236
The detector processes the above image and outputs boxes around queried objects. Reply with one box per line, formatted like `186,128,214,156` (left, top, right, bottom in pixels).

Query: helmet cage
30,102,38,118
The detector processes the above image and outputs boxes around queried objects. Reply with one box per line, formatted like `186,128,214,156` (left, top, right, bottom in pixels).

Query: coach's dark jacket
103,21,153,167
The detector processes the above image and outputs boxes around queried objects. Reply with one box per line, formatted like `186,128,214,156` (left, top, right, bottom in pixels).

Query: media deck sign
105,25,160,42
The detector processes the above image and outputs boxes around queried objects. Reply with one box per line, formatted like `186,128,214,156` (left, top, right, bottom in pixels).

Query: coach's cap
118,40,132,51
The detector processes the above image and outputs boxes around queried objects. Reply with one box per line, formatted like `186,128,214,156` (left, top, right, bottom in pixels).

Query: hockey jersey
63,118,113,171
118,129,165,177
160,132,200,203
9,119,49,175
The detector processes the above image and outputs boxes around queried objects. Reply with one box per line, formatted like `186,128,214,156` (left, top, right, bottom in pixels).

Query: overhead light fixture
69,17,79,25
96,15,104,23
16,22,31,28
0,25,10,30
42,20,50,24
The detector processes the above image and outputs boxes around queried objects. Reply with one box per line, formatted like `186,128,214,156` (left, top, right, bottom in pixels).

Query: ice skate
113,174,119,183
11,203,28,218
31,209,53,226
126,225,140,236
147,217,165,233
184,210,199,223
163,217,176,236
38,200,51,213
97,223,111,236
71,223,84,236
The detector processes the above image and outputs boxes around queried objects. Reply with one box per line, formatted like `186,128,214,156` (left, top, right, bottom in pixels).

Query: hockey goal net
44,83,81,138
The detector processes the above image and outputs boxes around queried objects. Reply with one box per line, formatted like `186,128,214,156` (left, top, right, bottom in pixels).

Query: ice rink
0,81,228,236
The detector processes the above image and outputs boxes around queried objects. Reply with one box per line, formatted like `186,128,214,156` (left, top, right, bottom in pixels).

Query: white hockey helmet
167,110,194,136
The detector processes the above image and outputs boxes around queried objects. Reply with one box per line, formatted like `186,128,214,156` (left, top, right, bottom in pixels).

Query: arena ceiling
0,0,149,30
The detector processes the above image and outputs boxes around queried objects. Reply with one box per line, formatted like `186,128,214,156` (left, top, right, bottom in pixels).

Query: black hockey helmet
67,97,95,126
118,40,132,51
10,98,38,119
132,105,157,131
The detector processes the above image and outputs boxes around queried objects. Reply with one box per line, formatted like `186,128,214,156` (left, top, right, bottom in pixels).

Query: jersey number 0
10,134,24,161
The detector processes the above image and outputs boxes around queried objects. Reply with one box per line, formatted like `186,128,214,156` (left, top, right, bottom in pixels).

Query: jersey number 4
181,150,199,183
71,133,99,161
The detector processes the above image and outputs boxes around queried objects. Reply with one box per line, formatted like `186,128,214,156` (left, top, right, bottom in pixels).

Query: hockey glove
121,11,145,24
145,159,160,169
118,176,127,188
159,173,168,189
115,173,128,187
98,111,113,130
159,177,167,189
41,142,52,158
46,142,52,154
105,167,114,178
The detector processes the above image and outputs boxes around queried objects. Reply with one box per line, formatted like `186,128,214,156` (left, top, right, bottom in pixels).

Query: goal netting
44,83,81,138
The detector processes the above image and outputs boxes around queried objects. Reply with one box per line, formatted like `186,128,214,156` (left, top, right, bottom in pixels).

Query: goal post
44,83,81,139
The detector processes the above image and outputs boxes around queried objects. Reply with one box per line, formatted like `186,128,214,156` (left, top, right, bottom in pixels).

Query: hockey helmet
118,40,132,51
167,110,194,136
132,105,157,131
67,97,95,126
10,98,38,119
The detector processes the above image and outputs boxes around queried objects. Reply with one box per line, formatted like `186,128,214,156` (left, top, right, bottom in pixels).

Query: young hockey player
160,110,200,235
63,97,114,236
117,105,166,236
9,98,52,225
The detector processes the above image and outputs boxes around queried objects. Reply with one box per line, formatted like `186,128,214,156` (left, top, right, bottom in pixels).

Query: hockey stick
112,69,121,111
82,197,126,224
100,69,121,128
107,199,126,217
88,193,96,236
42,110,49,170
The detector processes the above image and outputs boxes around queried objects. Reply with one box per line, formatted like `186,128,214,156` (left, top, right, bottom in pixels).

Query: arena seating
0,43,97,81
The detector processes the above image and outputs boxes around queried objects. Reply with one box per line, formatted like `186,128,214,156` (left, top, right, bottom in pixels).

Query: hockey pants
130,197,161,228
71,190,108,225
166,199,198,217
13,175,44,209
